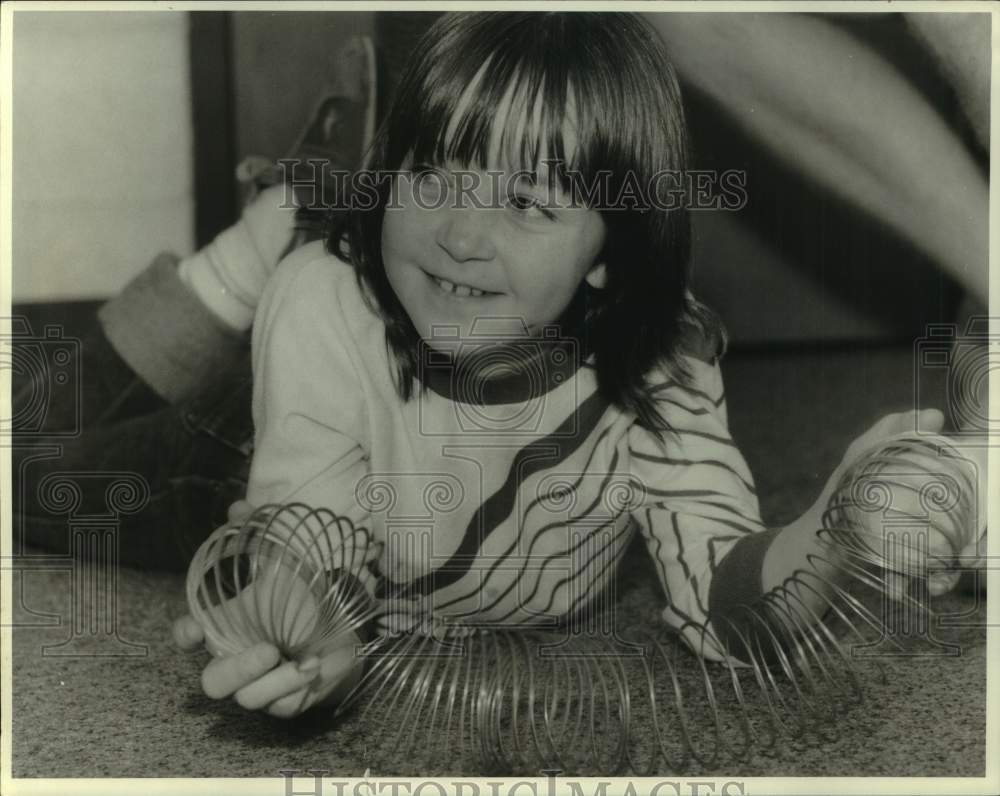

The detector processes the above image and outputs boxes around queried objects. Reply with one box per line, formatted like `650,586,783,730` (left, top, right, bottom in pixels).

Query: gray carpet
10,344,989,779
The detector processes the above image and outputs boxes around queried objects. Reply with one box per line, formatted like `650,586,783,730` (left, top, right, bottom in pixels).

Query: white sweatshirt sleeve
243,246,379,581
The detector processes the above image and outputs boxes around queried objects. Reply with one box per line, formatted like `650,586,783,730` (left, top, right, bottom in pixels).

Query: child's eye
411,162,443,179
507,191,555,221
411,164,450,205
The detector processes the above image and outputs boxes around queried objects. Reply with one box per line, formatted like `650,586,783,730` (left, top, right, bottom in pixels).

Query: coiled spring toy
185,432,985,774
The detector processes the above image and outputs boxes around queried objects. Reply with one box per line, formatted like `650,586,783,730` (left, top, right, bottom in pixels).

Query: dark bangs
392,12,689,208
332,12,723,429
396,14,577,182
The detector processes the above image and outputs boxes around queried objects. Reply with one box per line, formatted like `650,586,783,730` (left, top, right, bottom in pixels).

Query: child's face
382,158,606,347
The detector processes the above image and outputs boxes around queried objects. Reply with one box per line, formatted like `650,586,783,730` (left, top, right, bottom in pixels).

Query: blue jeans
11,256,255,572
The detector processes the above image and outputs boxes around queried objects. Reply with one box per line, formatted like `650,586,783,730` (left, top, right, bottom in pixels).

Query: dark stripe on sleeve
629,448,757,495
674,428,738,447
656,398,712,416
643,508,698,627
670,513,708,616
648,379,725,407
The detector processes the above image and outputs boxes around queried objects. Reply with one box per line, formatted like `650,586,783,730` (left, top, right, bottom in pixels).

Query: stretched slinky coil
186,503,378,660
185,434,984,774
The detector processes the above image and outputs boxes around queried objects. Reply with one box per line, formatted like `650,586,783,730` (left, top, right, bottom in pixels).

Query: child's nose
435,207,496,262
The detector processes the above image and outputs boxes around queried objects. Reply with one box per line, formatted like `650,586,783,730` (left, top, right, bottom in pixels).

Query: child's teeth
434,274,487,297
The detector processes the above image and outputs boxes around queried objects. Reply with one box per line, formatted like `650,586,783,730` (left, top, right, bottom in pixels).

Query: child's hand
172,614,362,718
810,408,983,596
825,409,946,499
799,410,944,523
175,501,366,718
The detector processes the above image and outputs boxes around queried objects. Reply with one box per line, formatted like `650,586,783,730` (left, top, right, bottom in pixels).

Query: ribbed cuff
708,527,785,662
98,253,248,404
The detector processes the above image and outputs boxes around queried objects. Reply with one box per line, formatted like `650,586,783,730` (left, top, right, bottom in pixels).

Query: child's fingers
861,410,915,443
201,642,281,699
884,571,909,602
928,559,962,597
881,408,944,437
265,686,312,719
232,659,319,711
848,409,946,461
227,499,254,524
317,643,362,690
916,408,945,433
263,645,360,718
172,614,205,651
884,562,961,598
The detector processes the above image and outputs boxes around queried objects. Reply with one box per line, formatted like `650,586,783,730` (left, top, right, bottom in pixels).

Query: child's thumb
914,408,946,434
870,409,945,444
227,499,255,524
172,614,205,651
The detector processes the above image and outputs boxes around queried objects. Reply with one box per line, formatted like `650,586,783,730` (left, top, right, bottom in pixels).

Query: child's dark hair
329,11,725,432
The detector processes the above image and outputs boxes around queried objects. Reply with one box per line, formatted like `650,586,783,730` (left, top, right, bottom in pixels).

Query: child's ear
584,262,607,289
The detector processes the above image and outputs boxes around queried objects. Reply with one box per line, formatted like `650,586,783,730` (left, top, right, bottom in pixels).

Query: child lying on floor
10,12,974,721
166,12,981,718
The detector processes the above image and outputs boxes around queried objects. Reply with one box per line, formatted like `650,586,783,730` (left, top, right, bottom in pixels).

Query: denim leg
9,312,168,436
12,353,254,572
11,249,256,571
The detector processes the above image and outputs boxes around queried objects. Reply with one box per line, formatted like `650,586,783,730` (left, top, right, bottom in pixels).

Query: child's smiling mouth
422,269,500,299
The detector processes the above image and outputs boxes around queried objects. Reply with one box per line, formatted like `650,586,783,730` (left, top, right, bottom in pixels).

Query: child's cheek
380,205,410,265
385,194,431,253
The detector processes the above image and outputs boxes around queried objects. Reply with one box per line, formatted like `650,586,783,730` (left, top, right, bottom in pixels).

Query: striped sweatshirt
245,241,773,659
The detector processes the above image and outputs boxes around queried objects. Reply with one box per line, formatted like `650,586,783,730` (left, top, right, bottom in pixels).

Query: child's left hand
816,409,946,511
801,408,985,596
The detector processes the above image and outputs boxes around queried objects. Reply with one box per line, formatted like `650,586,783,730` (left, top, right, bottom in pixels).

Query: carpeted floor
8,335,989,779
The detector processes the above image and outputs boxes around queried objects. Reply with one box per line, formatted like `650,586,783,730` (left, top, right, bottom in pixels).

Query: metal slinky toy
185,432,985,775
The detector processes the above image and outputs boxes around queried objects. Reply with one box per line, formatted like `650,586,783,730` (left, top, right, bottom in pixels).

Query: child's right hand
174,501,364,719
172,614,363,719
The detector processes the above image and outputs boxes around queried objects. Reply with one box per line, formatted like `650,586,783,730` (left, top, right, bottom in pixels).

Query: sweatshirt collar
416,293,591,405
